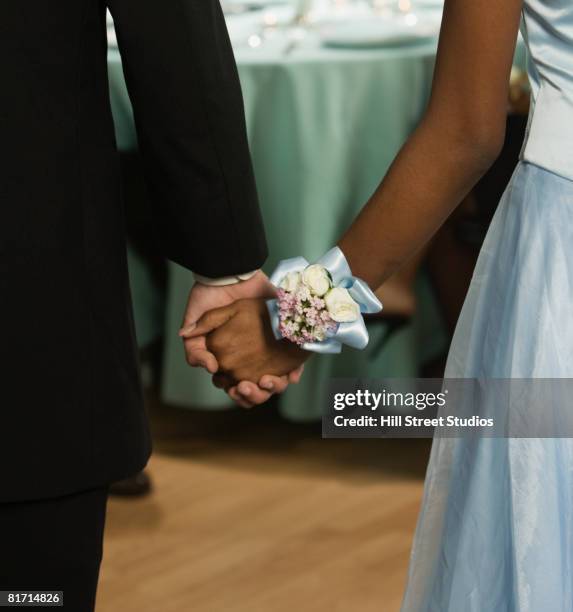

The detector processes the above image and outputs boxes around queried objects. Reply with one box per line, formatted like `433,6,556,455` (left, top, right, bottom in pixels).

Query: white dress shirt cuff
193,270,259,286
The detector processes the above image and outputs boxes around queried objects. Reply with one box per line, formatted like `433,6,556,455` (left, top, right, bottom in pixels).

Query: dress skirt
402,162,573,611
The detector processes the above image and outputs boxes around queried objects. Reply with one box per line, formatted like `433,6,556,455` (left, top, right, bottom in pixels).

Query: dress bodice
521,0,573,181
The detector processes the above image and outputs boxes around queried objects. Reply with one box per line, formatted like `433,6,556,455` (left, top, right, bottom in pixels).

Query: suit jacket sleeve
106,0,268,277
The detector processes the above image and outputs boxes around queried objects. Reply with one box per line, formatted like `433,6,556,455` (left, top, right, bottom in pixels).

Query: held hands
180,273,305,407
180,271,273,373
183,299,309,397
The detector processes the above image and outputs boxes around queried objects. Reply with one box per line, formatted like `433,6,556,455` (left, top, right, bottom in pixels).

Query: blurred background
100,0,530,609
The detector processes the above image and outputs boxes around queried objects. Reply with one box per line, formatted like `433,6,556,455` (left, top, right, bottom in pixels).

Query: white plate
226,6,296,45
226,18,260,45
222,0,287,12
319,14,440,48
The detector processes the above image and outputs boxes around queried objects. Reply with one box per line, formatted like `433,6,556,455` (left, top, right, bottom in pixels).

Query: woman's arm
338,0,524,289
202,0,525,403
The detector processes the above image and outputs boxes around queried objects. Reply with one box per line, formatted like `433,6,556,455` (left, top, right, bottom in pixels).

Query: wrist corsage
266,247,382,354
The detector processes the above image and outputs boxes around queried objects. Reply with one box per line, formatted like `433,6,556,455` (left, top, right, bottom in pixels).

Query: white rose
325,287,360,323
302,264,331,296
280,271,302,292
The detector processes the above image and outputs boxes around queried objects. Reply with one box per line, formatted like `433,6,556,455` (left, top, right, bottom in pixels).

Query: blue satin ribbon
267,247,383,354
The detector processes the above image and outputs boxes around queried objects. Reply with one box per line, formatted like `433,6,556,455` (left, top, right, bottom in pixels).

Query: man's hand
179,272,302,405
179,271,275,373
183,298,309,393
227,366,305,409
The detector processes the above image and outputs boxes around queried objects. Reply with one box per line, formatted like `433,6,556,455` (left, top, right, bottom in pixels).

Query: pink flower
276,281,338,345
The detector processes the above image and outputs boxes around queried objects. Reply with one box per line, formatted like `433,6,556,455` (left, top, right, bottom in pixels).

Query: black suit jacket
0,0,267,503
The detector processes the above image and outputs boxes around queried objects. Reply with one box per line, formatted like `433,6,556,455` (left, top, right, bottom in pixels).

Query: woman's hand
183,298,309,392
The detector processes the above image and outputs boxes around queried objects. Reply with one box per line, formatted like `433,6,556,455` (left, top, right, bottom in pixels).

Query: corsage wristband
266,247,383,354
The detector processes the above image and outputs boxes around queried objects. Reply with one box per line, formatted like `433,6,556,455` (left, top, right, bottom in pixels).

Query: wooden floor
97,398,430,612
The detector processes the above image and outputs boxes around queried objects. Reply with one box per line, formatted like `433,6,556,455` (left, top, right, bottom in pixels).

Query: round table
107,7,521,420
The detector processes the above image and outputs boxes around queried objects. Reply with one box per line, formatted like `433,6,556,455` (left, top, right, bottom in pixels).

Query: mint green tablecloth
108,27,525,420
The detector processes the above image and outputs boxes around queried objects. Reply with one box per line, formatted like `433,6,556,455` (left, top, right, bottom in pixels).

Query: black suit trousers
0,487,109,612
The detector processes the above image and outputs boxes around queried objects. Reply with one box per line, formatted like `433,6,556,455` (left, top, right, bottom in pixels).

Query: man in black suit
0,1,282,608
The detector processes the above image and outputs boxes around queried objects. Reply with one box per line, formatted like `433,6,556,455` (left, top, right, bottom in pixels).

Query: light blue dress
402,2,573,611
